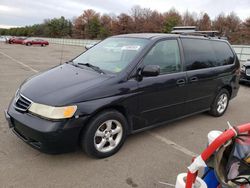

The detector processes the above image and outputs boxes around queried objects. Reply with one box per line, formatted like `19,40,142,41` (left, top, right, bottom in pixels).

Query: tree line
0,6,250,44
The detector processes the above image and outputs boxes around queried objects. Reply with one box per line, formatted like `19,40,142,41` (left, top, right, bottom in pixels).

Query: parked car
23,39,49,46
8,37,27,44
0,36,7,42
240,59,250,84
1,36,11,43
5,36,11,43
5,33,240,158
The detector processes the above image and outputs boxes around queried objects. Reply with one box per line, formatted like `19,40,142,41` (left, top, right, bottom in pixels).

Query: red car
8,37,27,44
22,39,49,46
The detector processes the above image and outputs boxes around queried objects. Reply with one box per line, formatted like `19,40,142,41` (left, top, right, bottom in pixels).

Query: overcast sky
0,0,250,28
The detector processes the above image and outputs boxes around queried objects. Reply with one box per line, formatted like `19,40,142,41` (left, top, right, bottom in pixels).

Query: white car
0,36,6,42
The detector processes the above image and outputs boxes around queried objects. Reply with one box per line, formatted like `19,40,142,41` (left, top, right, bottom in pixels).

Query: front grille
14,94,32,112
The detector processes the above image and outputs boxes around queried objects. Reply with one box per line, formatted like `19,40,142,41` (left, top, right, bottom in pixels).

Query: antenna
60,37,65,65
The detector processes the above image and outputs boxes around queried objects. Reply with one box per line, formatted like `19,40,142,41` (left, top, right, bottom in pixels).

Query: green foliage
0,29,5,35
99,26,110,39
86,16,101,39
44,16,72,37
1,17,72,38
163,16,180,33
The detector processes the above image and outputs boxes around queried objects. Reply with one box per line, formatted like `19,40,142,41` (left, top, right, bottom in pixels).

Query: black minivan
5,34,240,158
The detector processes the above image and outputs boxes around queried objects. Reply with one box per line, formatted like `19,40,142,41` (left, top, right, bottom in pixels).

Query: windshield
73,37,149,73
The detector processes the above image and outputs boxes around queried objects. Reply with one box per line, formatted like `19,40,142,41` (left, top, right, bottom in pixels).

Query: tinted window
143,40,181,74
211,41,234,66
182,39,216,71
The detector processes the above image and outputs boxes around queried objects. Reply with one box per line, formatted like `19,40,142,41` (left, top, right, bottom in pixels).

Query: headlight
28,102,77,120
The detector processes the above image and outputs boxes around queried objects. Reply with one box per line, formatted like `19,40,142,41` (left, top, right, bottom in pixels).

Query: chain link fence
38,38,250,62
31,37,100,47
232,45,250,62
1,36,250,62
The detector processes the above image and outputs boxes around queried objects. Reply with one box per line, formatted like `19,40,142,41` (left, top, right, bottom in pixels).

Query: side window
211,41,235,66
143,40,181,74
182,39,216,71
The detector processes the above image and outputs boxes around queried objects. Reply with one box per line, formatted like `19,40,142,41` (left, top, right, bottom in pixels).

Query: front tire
209,89,230,117
81,110,128,158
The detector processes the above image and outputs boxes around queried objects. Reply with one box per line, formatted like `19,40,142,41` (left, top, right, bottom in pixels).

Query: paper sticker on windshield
121,45,141,51
114,67,122,72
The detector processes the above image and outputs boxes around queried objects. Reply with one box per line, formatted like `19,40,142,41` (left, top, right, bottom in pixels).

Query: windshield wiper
76,62,105,74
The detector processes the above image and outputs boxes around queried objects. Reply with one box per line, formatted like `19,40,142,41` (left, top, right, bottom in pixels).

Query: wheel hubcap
217,93,228,114
94,120,123,153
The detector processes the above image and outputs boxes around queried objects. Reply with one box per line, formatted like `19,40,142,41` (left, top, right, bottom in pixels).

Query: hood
243,61,250,67
20,64,111,106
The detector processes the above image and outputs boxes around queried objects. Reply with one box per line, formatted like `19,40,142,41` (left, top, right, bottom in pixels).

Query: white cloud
0,0,249,27
0,4,22,15
0,5,19,12
0,24,21,29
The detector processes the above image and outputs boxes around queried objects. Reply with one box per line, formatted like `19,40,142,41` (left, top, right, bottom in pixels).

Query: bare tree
226,12,241,32
67,7,250,44
198,13,211,30
182,11,197,26
73,9,100,38
213,13,228,35
112,13,134,35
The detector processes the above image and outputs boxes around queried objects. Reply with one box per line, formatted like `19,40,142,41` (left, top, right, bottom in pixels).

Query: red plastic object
185,123,250,188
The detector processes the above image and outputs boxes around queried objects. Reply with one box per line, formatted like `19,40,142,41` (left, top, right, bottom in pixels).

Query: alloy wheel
217,93,228,114
94,120,123,153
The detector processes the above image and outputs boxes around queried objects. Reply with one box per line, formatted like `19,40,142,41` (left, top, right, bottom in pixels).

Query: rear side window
211,41,234,66
182,39,216,70
182,39,235,71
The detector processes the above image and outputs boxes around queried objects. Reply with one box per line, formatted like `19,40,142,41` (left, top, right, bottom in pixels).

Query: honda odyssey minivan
5,33,240,158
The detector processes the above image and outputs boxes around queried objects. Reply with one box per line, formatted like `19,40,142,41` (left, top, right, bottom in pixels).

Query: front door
137,39,187,129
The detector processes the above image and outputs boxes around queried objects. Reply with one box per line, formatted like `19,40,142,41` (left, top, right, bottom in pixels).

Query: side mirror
141,65,160,77
85,44,94,50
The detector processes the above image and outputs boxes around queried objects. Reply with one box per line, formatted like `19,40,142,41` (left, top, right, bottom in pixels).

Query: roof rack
180,32,210,37
172,26,197,30
171,26,227,40
181,32,227,40
171,26,197,34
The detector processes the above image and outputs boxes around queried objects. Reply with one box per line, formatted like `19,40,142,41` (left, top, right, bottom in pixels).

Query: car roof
112,33,179,39
111,33,227,42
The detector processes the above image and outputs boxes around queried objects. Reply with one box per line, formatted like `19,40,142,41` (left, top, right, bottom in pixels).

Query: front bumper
5,103,89,154
240,72,250,83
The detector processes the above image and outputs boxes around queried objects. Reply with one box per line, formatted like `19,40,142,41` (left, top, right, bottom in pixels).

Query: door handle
190,77,198,82
176,79,186,85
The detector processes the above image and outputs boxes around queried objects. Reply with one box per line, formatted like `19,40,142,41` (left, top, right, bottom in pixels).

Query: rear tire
209,89,230,117
81,110,128,158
